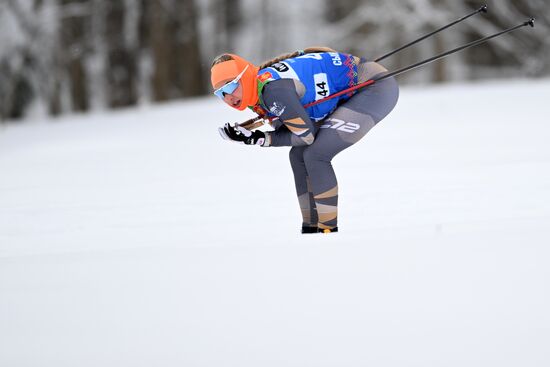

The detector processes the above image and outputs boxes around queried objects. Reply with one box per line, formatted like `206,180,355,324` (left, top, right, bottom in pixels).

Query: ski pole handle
238,116,274,131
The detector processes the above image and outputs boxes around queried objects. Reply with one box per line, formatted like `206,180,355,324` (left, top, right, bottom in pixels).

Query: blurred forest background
0,0,548,122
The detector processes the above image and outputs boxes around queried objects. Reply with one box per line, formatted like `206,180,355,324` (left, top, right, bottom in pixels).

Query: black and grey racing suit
260,61,399,230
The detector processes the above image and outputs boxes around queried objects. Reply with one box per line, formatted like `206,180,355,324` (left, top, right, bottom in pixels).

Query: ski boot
301,226,318,234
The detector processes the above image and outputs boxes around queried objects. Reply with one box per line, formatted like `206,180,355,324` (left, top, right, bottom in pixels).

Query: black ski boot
301,226,319,234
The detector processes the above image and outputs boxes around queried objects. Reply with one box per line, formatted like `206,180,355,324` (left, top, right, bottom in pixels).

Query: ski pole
375,4,488,62
374,18,535,82
238,18,535,130
303,18,535,110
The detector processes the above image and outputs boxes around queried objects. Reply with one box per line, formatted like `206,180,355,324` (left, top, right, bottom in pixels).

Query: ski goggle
213,65,249,99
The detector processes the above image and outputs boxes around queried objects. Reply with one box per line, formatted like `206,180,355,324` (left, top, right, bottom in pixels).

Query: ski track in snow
1,79,550,367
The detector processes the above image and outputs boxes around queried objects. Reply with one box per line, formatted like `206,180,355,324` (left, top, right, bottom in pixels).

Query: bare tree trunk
104,1,137,108
150,0,171,101
150,0,204,102
48,79,62,116
433,33,446,83
2,0,46,120
176,0,204,97
59,0,90,112
212,0,241,52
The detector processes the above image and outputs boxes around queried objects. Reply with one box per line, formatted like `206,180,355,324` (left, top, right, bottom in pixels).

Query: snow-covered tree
0,0,548,122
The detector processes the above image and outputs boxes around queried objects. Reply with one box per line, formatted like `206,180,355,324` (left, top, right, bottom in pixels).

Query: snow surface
1,79,550,367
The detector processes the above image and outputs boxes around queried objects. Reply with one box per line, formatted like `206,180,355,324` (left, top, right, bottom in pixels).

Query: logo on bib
272,63,290,72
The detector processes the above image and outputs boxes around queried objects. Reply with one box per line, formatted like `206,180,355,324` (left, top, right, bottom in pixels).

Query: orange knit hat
211,54,260,111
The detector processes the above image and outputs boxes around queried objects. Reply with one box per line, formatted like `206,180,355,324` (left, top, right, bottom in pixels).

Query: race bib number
313,73,330,100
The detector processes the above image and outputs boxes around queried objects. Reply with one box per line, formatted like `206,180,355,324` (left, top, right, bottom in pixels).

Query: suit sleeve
261,79,318,147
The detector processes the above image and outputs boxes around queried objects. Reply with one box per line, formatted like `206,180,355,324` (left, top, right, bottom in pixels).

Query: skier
212,47,399,233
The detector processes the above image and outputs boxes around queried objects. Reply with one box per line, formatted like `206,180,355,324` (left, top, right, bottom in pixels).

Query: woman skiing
211,46,399,233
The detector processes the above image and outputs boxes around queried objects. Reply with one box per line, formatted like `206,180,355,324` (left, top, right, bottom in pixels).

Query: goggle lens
214,80,239,99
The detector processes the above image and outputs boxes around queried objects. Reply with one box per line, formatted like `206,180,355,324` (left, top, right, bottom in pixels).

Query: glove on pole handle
375,4,488,62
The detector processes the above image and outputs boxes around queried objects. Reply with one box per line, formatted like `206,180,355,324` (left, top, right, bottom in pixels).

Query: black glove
219,123,266,145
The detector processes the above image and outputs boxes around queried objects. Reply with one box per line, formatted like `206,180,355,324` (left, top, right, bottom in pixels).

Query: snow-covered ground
1,79,550,367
